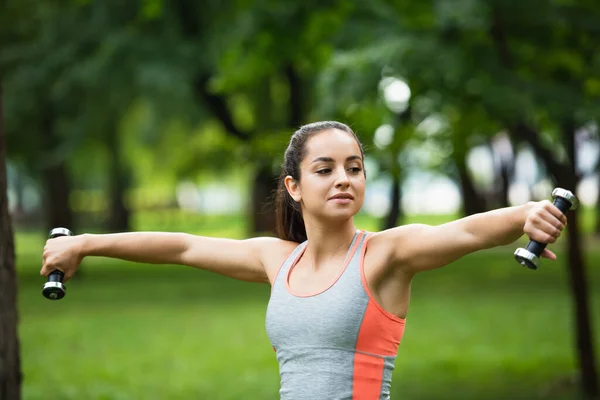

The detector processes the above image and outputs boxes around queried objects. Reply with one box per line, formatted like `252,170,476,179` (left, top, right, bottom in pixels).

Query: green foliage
2,0,599,216
215,1,352,90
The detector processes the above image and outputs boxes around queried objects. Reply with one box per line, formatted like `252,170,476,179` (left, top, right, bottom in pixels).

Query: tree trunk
106,124,130,232
0,83,22,400
515,122,598,399
13,167,25,218
595,168,600,236
41,106,73,234
285,63,304,128
456,156,486,216
250,161,278,235
561,121,599,399
497,161,511,208
41,164,72,233
491,134,513,209
382,173,402,230
564,207,598,399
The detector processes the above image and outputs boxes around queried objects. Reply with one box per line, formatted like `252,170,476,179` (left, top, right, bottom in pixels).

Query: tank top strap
335,230,369,283
354,230,370,254
271,240,308,288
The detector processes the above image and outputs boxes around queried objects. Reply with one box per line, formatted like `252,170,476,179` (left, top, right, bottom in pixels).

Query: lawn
15,211,600,400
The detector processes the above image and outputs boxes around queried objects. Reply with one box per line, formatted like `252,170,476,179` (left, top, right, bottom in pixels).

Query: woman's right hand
41,235,86,282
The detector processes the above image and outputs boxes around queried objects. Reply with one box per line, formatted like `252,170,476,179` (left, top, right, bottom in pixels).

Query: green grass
15,212,600,400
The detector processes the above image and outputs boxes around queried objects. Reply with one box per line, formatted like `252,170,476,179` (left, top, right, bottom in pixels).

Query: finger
561,214,568,226
546,202,568,223
549,217,566,233
541,248,557,260
534,219,562,242
536,211,565,234
41,263,64,277
40,265,53,276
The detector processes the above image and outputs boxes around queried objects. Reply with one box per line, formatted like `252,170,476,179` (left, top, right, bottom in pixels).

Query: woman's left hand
523,200,568,260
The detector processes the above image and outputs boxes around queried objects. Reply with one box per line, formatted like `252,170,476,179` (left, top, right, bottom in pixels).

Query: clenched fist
41,235,85,282
523,200,568,260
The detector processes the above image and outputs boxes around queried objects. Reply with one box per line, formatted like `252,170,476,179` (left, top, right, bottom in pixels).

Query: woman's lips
329,193,354,204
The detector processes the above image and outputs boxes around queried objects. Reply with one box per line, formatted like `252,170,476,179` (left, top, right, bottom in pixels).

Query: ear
284,175,301,202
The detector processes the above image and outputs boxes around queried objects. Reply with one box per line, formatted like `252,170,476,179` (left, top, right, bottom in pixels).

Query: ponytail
275,172,307,243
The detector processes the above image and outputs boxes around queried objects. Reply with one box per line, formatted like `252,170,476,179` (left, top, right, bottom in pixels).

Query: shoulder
365,224,432,267
248,236,300,284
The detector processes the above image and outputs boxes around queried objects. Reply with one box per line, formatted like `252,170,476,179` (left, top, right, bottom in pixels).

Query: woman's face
286,129,366,222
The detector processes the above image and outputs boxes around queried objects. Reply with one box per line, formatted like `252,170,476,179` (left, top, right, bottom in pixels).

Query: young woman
41,121,567,400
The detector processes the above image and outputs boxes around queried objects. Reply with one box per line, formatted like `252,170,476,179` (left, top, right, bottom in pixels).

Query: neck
302,216,357,271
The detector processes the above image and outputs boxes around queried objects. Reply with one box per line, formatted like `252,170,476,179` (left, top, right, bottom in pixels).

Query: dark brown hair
275,121,365,243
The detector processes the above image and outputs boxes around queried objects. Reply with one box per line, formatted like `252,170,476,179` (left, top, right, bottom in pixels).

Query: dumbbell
42,227,73,300
514,188,578,270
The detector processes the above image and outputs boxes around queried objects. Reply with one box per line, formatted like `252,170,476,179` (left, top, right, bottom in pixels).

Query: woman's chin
323,208,360,221
304,203,362,223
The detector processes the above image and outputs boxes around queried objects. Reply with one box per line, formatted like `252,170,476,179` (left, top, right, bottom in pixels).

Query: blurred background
1,0,599,399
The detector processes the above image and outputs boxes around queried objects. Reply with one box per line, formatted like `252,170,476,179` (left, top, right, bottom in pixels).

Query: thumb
540,248,557,260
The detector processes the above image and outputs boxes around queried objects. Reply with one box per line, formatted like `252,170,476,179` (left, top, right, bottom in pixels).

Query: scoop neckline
285,230,364,298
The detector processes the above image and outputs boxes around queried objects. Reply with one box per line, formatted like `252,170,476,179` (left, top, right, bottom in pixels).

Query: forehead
304,129,361,159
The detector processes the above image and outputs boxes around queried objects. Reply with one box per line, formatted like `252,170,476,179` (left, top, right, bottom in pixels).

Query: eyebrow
310,155,363,164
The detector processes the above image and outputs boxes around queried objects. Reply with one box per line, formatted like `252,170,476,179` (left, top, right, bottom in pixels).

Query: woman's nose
335,170,350,188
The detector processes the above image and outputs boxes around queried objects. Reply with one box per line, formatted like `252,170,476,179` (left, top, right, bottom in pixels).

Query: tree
0,83,21,399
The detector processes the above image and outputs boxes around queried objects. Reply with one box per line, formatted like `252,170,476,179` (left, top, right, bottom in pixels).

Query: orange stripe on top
359,232,407,325
285,231,365,298
353,301,404,399
356,300,404,356
352,350,385,400
352,232,406,399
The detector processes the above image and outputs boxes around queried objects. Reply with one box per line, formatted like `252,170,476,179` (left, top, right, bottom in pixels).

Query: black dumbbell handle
523,197,572,258
47,269,65,283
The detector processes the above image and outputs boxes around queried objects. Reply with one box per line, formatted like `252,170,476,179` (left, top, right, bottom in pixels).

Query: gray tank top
266,230,406,400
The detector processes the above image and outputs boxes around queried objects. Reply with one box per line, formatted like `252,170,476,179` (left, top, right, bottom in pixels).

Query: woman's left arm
371,200,568,274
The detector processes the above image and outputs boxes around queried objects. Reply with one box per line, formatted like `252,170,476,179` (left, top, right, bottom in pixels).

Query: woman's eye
316,169,331,174
349,167,362,173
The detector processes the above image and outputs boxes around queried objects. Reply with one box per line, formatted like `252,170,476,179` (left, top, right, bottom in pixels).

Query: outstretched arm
41,232,279,283
371,200,567,274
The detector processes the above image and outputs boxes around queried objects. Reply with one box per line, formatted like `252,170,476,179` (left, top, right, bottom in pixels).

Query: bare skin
41,128,567,321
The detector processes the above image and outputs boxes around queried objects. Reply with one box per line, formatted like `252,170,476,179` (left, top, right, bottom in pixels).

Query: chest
266,269,369,350
286,258,346,296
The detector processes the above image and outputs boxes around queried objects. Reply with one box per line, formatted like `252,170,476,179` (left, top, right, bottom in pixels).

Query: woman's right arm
41,232,280,284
